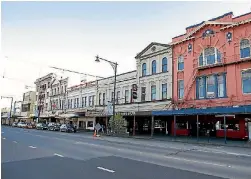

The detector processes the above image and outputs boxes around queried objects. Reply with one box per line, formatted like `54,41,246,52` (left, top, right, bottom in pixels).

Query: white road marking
2,137,6,139
196,149,251,157
97,167,115,173
164,156,226,167
2,132,4,133
29,146,37,149
54,153,64,157
13,141,17,143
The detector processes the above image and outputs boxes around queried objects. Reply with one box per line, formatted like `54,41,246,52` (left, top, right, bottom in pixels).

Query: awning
57,113,79,119
152,105,251,116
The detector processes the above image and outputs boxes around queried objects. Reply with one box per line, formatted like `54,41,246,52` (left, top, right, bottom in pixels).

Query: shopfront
152,105,251,141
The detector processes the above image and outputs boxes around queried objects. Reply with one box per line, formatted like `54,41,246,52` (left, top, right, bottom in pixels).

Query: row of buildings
2,11,251,140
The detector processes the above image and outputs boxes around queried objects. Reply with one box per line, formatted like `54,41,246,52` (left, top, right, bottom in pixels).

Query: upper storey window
199,47,222,67
162,57,168,72
142,63,147,76
240,39,250,59
152,60,156,74
178,56,184,71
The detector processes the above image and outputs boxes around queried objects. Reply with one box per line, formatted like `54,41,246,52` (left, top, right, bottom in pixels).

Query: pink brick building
153,12,251,140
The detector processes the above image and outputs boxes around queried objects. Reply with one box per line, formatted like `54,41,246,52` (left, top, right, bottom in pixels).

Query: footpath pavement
77,131,251,148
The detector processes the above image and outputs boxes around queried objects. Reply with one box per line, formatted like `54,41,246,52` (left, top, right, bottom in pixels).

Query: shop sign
116,112,135,116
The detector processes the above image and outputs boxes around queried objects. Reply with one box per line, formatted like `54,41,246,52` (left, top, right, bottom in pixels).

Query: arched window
198,47,222,67
240,39,250,58
162,57,168,72
152,60,156,74
142,63,147,76
178,56,184,71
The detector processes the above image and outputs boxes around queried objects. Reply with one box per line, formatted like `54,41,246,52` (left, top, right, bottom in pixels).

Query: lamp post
95,55,118,132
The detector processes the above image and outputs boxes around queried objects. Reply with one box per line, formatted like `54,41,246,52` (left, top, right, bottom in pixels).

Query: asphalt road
2,126,251,179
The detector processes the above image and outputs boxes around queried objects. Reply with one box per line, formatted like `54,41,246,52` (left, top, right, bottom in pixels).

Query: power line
4,56,105,79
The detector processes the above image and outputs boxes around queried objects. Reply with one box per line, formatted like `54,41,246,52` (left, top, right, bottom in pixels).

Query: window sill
198,62,223,70
139,71,170,78
240,56,251,60
196,96,228,100
177,70,184,72
242,92,251,95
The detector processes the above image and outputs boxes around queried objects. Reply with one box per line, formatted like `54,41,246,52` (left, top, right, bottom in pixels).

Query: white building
65,81,97,130
135,42,172,110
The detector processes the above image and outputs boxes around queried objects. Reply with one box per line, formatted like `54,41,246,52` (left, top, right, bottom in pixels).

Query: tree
109,114,128,136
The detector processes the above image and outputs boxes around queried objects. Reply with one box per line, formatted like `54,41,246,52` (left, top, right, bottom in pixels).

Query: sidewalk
83,131,251,148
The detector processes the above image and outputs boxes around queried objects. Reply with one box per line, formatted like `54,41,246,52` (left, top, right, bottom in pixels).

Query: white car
17,122,27,128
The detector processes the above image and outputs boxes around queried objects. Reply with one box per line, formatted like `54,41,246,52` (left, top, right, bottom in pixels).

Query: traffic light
132,84,137,99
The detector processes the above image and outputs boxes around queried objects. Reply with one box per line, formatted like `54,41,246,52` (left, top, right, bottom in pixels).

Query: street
1,126,251,179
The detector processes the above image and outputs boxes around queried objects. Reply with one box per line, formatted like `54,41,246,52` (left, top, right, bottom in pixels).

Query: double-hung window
178,56,184,71
162,84,167,99
141,87,146,102
242,69,251,94
196,74,226,99
98,93,101,105
206,75,215,98
199,47,222,67
142,63,147,76
116,91,120,104
125,90,129,103
178,80,184,99
102,93,105,105
162,57,168,72
240,39,250,58
151,85,156,101
152,60,156,74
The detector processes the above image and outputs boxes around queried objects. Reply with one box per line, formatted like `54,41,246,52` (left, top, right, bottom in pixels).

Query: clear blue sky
1,1,250,107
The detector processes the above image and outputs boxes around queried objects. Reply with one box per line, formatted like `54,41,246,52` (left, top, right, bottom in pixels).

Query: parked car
48,123,60,131
12,122,18,127
36,123,48,130
27,123,36,129
17,122,26,128
60,124,76,133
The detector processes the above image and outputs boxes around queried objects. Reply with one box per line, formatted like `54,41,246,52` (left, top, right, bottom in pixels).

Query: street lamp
95,55,118,132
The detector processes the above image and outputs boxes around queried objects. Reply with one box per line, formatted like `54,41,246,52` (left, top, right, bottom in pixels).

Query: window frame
142,63,147,76
151,85,156,101
141,87,146,102
178,80,184,99
152,60,157,74
240,39,251,59
125,90,129,103
198,47,222,67
162,57,168,72
162,84,167,100
206,75,216,98
241,68,251,94
116,91,120,104
177,55,184,71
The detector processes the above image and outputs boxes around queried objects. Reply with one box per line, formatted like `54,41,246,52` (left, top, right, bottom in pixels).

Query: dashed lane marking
54,153,64,157
2,137,6,140
13,141,17,143
97,167,115,173
29,146,37,149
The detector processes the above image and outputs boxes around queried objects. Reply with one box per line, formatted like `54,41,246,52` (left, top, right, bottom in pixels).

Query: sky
1,1,251,108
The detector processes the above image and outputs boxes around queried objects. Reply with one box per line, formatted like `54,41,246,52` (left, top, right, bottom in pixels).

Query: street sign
95,123,102,131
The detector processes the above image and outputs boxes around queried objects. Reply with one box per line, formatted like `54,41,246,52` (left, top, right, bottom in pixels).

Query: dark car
60,124,76,133
36,123,48,130
48,123,60,131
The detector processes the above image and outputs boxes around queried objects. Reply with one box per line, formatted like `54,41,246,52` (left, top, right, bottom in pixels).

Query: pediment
135,42,170,59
